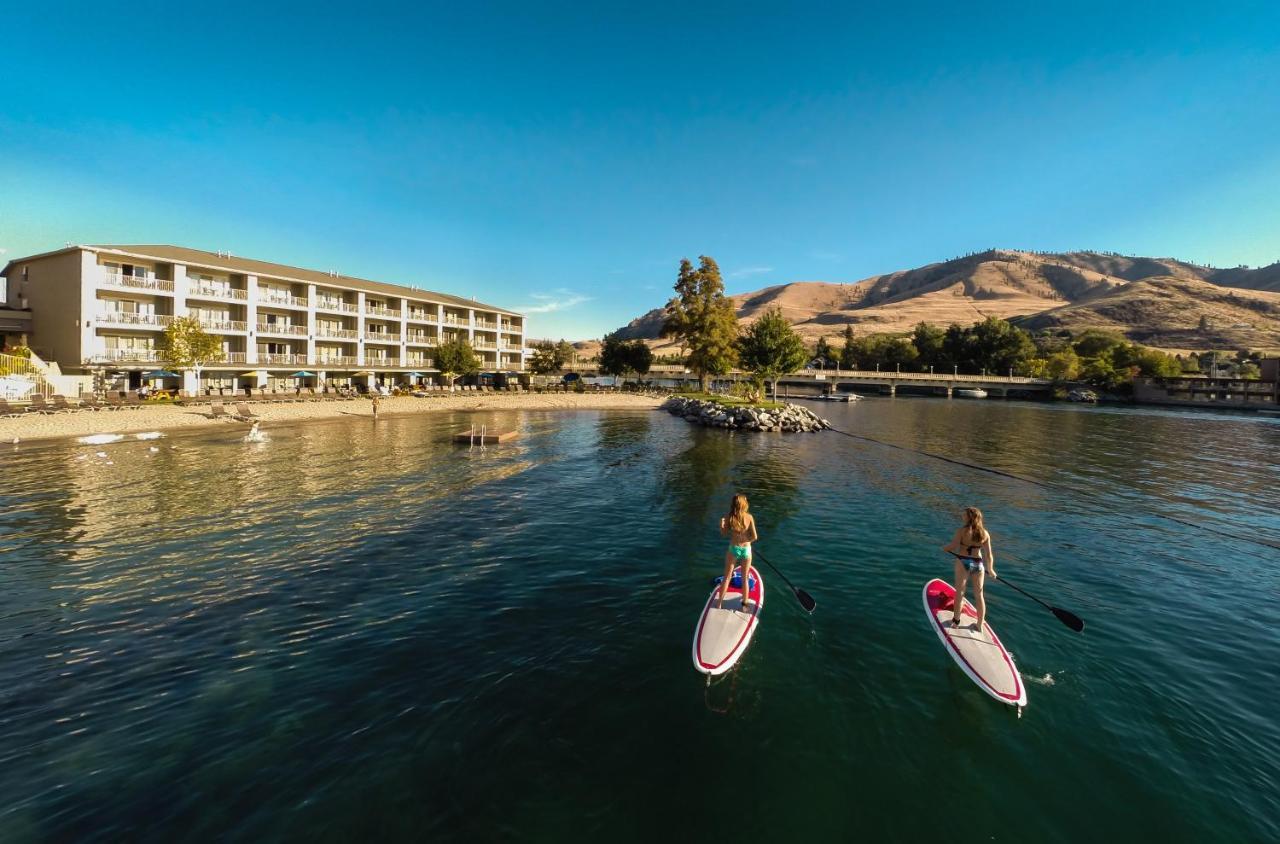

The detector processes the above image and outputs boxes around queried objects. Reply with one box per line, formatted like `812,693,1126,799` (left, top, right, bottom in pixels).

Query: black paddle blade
1052,607,1085,633
794,587,817,613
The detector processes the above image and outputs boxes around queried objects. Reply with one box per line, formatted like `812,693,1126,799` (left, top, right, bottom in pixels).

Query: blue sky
2,1,1278,338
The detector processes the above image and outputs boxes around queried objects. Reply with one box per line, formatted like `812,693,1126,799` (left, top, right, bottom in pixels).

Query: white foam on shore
134,432,164,440
78,434,125,445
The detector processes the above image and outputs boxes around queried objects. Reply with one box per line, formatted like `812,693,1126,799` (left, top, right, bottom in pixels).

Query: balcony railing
405,335,437,346
404,359,432,368
315,299,359,313
189,285,248,301
366,306,402,318
95,312,175,328
406,310,435,322
474,320,498,330
499,323,521,332
201,320,248,332
259,294,308,308
364,357,400,367
256,323,308,336
364,332,402,343
257,353,307,365
102,272,174,293
222,352,247,363
316,356,359,367
473,342,498,350
443,315,467,325
316,326,358,339
91,348,162,362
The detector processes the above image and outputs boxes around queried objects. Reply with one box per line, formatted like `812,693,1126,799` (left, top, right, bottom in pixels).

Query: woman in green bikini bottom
717,493,759,611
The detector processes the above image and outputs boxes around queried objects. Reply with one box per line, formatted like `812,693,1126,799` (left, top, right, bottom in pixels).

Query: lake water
1,399,1277,842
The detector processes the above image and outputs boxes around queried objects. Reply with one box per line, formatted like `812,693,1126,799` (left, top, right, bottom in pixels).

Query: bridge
562,364,1052,397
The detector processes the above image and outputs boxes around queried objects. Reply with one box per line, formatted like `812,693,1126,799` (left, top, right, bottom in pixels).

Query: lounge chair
26,395,59,414
0,400,24,418
234,402,260,420
78,395,105,412
209,401,236,421
50,395,79,412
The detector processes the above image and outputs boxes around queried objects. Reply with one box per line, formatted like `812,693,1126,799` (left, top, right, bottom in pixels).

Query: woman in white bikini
942,506,998,631
717,493,759,611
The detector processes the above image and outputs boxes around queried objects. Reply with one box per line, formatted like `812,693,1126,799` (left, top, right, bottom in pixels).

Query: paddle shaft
751,549,817,612
946,550,1083,631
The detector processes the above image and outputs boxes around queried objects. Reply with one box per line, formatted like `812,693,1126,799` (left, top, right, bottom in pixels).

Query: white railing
317,356,359,366
223,352,247,363
315,299,359,313
364,332,402,343
201,320,248,332
366,306,402,318
473,342,497,350
404,359,432,368
102,272,174,293
405,335,437,346
443,316,467,325
257,353,307,365
96,312,175,328
91,348,162,362
474,320,498,330
406,310,435,322
316,327,358,339
256,323,308,336
364,357,400,366
260,294,308,308
189,285,248,301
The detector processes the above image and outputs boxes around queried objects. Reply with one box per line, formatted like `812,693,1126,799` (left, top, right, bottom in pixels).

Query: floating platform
452,430,519,444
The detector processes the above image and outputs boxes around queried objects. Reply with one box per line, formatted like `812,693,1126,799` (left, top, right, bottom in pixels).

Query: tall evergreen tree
814,335,833,367
839,324,858,370
662,256,739,390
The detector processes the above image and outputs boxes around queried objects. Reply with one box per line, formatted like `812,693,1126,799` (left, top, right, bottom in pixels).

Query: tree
738,307,808,399
434,337,480,389
911,322,947,369
528,339,571,374
160,316,223,387
662,256,739,390
814,336,833,367
600,335,655,386
628,340,653,379
1044,348,1081,381
839,325,858,370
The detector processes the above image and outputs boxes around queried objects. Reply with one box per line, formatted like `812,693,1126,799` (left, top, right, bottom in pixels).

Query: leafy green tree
161,316,224,387
662,256,739,390
839,325,858,369
628,340,653,379
738,307,808,399
911,322,947,369
970,316,1036,375
942,324,973,372
435,337,480,389
528,339,572,374
814,336,833,367
1239,362,1262,380
1072,330,1125,359
1044,348,1081,381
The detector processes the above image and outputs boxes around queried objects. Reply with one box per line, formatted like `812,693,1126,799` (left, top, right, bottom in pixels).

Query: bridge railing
560,363,1049,385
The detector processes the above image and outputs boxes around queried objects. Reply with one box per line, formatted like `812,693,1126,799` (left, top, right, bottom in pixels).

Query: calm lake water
1,400,1277,842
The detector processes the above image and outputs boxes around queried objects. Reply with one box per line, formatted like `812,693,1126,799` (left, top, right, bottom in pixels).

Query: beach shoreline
1,393,665,444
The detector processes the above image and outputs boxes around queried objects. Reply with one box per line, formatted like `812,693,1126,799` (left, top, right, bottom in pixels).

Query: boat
692,567,764,675
955,388,988,399
922,578,1026,710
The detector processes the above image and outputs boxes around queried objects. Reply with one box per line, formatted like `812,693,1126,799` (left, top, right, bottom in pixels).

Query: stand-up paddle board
693,567,764,675
923,578,1026,709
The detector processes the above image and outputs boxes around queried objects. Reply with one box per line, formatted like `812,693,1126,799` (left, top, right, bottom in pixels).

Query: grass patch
672,391,785,410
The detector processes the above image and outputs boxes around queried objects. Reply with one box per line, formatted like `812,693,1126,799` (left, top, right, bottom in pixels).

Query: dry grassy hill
607,250,1280,352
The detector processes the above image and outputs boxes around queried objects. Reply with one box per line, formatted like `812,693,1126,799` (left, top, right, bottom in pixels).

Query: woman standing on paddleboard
717,494,759,611
943,506,998,631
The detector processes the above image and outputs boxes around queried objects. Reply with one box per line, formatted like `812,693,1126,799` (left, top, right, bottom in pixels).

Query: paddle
946,551,1084,633
706,551,816,613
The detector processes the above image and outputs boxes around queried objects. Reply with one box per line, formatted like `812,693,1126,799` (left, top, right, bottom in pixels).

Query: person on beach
717,493,759,612
942,506,998,631
371,394,380,419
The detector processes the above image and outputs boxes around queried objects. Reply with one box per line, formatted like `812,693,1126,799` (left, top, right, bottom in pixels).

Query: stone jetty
662,396,831,433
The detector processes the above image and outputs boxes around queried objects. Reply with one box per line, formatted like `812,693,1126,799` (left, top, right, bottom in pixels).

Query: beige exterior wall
10,249,91,366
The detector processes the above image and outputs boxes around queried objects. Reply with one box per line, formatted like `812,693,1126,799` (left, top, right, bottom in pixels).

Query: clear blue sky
2,1,1278,338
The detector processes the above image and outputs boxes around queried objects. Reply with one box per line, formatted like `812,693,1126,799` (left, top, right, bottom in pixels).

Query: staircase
0,351,56,400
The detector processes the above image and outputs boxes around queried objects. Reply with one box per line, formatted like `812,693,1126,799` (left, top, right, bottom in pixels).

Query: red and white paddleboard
923,578,1027,709
693,567,764,675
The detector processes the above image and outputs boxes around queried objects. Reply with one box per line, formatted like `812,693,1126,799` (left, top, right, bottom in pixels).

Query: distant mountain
609,250,1280,351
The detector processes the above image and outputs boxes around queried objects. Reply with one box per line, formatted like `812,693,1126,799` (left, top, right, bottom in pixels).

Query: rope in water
823,425,1280,553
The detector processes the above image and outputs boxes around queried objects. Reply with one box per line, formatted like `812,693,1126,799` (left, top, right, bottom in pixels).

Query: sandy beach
0,393,665,444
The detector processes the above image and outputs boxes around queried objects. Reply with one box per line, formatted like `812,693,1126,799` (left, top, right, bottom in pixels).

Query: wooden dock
452,430,519,445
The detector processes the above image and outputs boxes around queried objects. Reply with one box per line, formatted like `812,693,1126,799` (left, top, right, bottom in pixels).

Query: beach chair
234,402,260,420
50,395,80,412
78,395,105,412
209,401,236,421
26,395,59,414
123,396,145,410
0,400,24,418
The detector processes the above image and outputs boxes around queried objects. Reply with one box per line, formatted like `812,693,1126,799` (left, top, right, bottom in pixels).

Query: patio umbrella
143,370,179,379
353,370,374,376
239,371,266,378
405,371,424,377
290,371,316,378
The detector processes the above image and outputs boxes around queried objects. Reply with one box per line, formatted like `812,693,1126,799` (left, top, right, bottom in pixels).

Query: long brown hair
726,493,750,533
962,506,987,547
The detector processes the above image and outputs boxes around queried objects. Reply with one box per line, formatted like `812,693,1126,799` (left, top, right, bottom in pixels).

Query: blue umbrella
143,370,179,379
405,371,424,377
290,371,316,378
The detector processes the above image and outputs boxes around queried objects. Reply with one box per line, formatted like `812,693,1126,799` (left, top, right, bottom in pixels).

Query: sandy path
0,393,665,444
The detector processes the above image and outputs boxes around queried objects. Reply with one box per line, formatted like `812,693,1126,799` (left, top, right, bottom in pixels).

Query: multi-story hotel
0,245,526,393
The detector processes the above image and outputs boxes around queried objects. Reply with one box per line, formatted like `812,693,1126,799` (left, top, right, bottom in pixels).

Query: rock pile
661,396,831,433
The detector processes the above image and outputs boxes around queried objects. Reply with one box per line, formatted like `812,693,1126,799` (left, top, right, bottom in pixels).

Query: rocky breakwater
662,396,831,433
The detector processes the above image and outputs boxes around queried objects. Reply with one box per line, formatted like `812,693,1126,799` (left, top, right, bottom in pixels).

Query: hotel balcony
258,353,308,365
364,332,402,343
259,294,308,309
315,299,360,314
222,352,248,363
405,335,437,346
316,326,358,340
96,312,175,329
88,348,162,363
316,356,360,367
366,306,402,318
256,323,308,337
406,310,435,322
473,341,498,350
102,272,174,293
364,357,400,367
201,319,249,332
404,358,433,368
188,284,248,301
474,319,498,330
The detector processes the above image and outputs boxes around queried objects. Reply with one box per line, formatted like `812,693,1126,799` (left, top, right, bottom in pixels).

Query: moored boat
955,388,988,399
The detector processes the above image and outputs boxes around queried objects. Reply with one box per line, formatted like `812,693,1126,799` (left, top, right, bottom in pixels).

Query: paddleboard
923,578,1026,708
693,567,764,675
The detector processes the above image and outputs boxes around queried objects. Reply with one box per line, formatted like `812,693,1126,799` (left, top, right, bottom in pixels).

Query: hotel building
0,245,526,393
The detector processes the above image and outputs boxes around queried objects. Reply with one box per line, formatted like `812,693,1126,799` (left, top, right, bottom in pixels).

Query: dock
452,430,519,445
